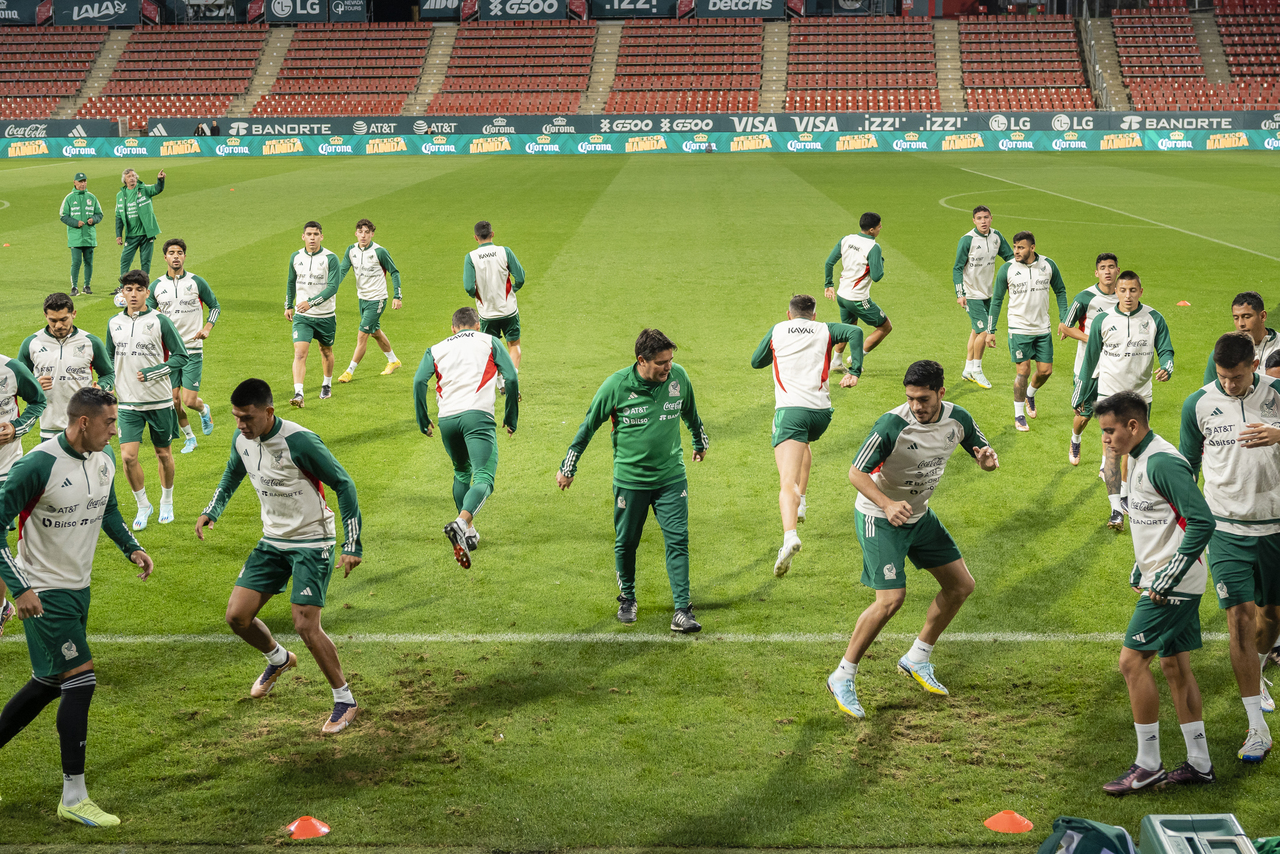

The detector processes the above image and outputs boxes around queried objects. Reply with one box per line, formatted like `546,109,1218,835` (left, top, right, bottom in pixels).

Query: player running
19,293,115,443
1094,391,1216,795
557,329,709,633
1202,292,1279,385
988,231,1069,432
1062,253,1120,467
414,307,519,568
824,212,890,371
114,169,164,279
464,221,526,395
0,387,153,827
285,221,341,407
0,348,46,634
148,238,219,454
827,360,998,719
951,205,1013,389
196,379,363,734
59,172,103,297
337,219,402,384
750,294,862,577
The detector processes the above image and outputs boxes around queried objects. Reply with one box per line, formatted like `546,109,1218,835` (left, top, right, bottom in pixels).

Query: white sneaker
158,504,174,524
132,505,153,531
1238,726,1273,762
1262,675,1275,714
831,357,846,373
774,539,801,578
970,370,992,389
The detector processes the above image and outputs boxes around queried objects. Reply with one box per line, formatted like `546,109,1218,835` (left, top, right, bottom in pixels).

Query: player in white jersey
824,212,891,370
1093,391,1216,795
285,221,342,407
414,307,519,568
0,387,152,827
337,219,402,384
1062,253,1120,467
987,231,1069,432
196,379,364,734
0,347,47,634
951,205,1013,389
1202,292,1280,385
464,221,526,395
148,238,219,454
1267,351,1280,672
750,294,862,577
19,293,114,442
826,361,998,719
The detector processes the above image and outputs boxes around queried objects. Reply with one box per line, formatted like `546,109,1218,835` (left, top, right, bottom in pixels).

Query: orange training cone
984,810,1034,833
1177,301,1191,306
287,816,331,839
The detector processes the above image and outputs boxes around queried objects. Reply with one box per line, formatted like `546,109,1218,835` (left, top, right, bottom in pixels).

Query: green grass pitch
0,151,1278,850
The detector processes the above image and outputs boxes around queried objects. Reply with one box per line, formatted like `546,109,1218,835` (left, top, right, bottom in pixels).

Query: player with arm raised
114,168,164,280
337,219,402,384
952,205,1013,389
824,212,890,371
750,294,862,577
19,293,114,445
1061,253,1120,467
464,220,525,396
1202,292,1280,386
285,221,341,407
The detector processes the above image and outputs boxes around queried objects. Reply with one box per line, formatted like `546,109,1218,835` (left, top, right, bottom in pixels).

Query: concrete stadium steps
228,27,293,119
579,22,619,115
1087,16,1130,110
759,21,788,113
403,23,453,116
1192,10,1232,84
53,29,129,120
933,18,964,111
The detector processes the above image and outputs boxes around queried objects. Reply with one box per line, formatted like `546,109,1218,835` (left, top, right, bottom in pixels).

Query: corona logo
1064,132,1078,140
1169,131,1184,140
537,135,551,143
73,138,88,146
694,133,708,142
226,137,241,145
433,136,448,143
125,138,139,146
589,135,604,143
1010,131,1025,140
798,132,813,141
329,136,344,144
903,132,919,141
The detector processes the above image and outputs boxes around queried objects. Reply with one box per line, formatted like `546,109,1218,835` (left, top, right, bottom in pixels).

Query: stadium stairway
1088,16,1131,109
578,22,620,114
1192,11,1232,84
933,18,965,111
402,23,454,116
227,27,292,118
759,21,789,113
52,29,130,120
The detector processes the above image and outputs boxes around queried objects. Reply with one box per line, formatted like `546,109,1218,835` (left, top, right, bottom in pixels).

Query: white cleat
774,540,801,578
970,370,992,389
159,504,174,525
132,505,153,531
1262,675,1275,714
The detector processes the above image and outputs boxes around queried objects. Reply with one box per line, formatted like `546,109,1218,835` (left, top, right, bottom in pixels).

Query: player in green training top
59,172,103,297
337,219,403,384
557,329,709,633
285,221,342,407
825,212,891,372
952,205,1013,390
114,168,164,279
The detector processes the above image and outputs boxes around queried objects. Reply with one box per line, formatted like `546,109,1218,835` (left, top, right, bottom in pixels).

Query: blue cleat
180,435,197,454
897,655,949,696
826,672,865,719
200,404,213,435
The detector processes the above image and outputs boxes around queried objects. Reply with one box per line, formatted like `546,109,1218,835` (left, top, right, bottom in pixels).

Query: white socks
294,383,303,395
133,488,148,510
1181,721,1212,772
332,683,354,705
1071,431,1082,443
834,658,858,680
1014,402,1026,418
1244,695,1269,735
322,375,332,388
783,529,799,547
797,494,807,518
265,644,290,667
1135,722,1161,770
1026,385,1038,400
160,486,174,507
62,773,88,807
1108,494,1123,513
906,638,934,664
385,350,397,363
347,361,359,374
182,424,195,439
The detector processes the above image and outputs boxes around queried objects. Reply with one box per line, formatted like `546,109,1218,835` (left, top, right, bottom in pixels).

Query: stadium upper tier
958,15,1094,112
786,17,940,112
0,26,105,120
607,18,762,114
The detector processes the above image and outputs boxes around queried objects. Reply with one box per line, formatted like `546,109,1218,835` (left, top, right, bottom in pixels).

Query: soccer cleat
1159,761,1216,788
1069,440,1081,466
961,369,974,383
1014,415,1030,432
1121,496,1130,516
464,528,479,552
971,370,992,389
796,499,806,524
200,405,213,435
337,371,354,384
83,285,93,295
380,360,401,376
1262,675,1275,713
671,607,701,633
318,385,332,400
897,655,949,696
1026,395,1038,419
250,650,297,698
1238,727,1272,762
1102,763,1166,796
444,520,471,568
826,673,866,719
57,798,120,827
322,701,359,734
290,392,304,409
132,505,152,531
158,504,174,525
70,286,80,297
1108,510,1125,532
181,435,197,454
831,357,846,374
616,596,638,624
774,540,801,578
0,599,14,638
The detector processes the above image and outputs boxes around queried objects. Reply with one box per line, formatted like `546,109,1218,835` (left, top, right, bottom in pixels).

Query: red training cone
1176,301,1191,306
984,810,1034,833
287,816,331,839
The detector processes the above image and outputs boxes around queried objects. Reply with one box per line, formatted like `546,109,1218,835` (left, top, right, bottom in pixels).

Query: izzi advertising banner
590,0,679,17
53,0,138,23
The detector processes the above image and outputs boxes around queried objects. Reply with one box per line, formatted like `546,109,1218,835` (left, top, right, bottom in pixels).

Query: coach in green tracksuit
114,169,165,277
557,328,710,633
59,173,103,296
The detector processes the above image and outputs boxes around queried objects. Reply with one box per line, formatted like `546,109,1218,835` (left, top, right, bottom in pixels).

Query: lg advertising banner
53,0,138,24
0,0,44,25
265,0,325,22
692,0,784,17
590,0,679,18
478,0,565,21
329,0,365,20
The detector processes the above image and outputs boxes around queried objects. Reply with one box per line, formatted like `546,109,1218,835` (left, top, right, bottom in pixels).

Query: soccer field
0,151,1278,849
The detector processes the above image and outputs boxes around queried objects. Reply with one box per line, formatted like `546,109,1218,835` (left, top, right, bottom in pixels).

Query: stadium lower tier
426,92,582,114
251,93,409,117
966,87,1095,111
1127,79,1280,109
784,90,941,111
604,90,759,113
76,94,234,130
0,96,62,119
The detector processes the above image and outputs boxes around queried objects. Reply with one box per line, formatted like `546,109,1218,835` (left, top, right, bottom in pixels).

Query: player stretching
196,379,363,734
987,231,1068,432
285,221,341,407
827,360,998,719
108,271,188,530
1202,292,1279,385
148,238,218,454
1072,271,1174,531
951,205,1013,389
750,294,862,577
824,212,890,371
20,293,114,443
1181,333,1280,761
414,307,519,568
464,221,525,395
557,329,709,633
1095,391,1216,795
0,387,153,827
0,349,46,634
337,219,402,384
1061,253,1120,467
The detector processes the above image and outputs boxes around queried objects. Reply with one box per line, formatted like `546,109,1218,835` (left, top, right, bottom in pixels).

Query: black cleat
670,607,701,633
616,596,638,624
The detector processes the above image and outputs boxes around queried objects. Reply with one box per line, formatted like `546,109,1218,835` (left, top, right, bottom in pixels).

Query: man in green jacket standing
557,329,710,633
59,173,103,297
114,168,165,279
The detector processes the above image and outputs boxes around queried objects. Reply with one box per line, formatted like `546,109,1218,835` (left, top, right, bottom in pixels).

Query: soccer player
19,293,114,443
195,378,363,734
952,205,1013,389
1181,332,1280,761
337,219,402,384
0,348,46,634
414,307,519,568
1095,391,1215,795
59,172,103,297
1202,292,1279,385
285,221,341,407
108,270,188,530
0,386,153,827
750,294,862,577
464,221,525,394
1267,353,1280,674
148,238,218,454
557,329,709,633
1062,253,1121,467
826,360,998,719
987,231,1069,432
114,168,164,279
1071,271,1174,531
824,212,891,370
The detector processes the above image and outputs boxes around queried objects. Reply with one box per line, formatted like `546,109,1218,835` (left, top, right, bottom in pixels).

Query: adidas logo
300,587,313,596
1132,632,1146,642
907,443,918,450
1194,732,1206,740
1210,407,1223,417
1144,735,1158,741
61,477,73,487
66,124,87,138
627,392,638,399
148,123,168,137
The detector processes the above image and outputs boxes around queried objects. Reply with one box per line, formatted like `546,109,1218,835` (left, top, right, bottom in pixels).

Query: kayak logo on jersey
667,381,680,397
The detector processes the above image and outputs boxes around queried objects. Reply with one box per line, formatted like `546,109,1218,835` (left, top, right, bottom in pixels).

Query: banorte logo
229,122,250,136
62,138,98,157
319,135,354,155
7,139,48,157
113,137,149,156
577,134,611,153
892,131,927,152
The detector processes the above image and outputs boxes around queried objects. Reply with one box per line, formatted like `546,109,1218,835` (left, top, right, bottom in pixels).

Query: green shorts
1207,530,1280,609
771,407,832,447
1008,332,1053,364
171,351,203,392
292,315,336,347
1123,593,1203,657
118,406,179,448
856,507,963,590
358,298,386,335
234,540,335,608
965,298,991,334
1073,388,1095,419
23,587,93,678
837,295,888,329
480,313,520,343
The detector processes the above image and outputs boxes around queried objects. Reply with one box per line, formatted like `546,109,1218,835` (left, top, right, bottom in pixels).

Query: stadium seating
1127,77,1280,107
427,20,594,115
0,26,106,120
786,17,938,113
605,18,761,114
1215,0,1280,82
958,15,1094,112
1113,2,1205,79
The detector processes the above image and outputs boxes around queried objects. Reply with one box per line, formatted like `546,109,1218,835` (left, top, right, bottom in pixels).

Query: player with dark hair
952,205,1013,389
464,221,526,395
1062,252,1121,467
337,219,403,384
286,221,342,407
20,294,114,446
1202,292,1279,384
825,212,891,370
0,341,47,634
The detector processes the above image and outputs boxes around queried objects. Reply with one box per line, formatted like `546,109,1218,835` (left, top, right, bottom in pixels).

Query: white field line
937,189,1163,228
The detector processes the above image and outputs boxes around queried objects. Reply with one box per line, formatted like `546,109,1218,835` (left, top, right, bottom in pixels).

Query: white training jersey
344,241,396,301
990,254,1066,336
955,227,1010,300
106,309,185,411
289,247,340,319
467,244,520,319
426,329,504,420
1127,432,1209,597
0,357,38,477
18,328,111,439
1065,285,1119,377
761,319,841,411
1089,305,1175,403
835,232,879,301
149,271,219,352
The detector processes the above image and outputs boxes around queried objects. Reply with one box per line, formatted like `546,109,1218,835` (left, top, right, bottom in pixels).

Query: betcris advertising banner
53,0,138,23
0,0,45,25
693,0,784,17
265,0,325,21
328,0,364,20
590,0,679,18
